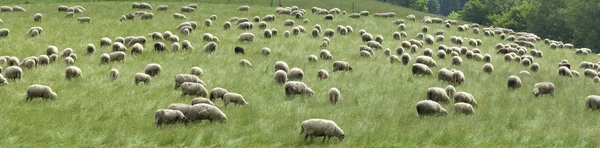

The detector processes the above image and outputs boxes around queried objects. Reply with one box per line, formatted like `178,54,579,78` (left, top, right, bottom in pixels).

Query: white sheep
238,33,254,42
300,119,345,142
109,69,119,80
174,74,204,89
415,56,437,67
190,67,204,76
328,88,340,105
209,87,229,101
454,102,475,115
426,86,455,103
332,61,352,72
274,61,290,72
134,73,151,85
26,84,57,101
188,104,227,123
412,63,432,76
181,82,208,98
65,66,82,80
284,81,314,97
533,82,555,97
191,97,215,106
416,100,447,117
453,92,477,106
223,93,248,107
155,109,188,126
585,95,600,110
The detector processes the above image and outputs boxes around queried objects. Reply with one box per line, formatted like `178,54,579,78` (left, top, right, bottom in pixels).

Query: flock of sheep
0,1,599,144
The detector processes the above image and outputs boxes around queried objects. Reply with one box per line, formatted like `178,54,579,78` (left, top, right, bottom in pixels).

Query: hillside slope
0,1,599,147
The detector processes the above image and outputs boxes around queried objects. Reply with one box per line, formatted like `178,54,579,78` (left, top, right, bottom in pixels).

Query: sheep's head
439,109,448,116
307,88,314,97
49,92,57,99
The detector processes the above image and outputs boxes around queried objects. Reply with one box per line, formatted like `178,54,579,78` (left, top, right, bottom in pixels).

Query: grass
0,1,599,147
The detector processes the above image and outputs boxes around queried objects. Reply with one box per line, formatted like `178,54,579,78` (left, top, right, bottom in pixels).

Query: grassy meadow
0,1,599,147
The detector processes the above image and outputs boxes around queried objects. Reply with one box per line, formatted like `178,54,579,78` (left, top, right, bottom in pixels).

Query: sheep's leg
304,134,309,141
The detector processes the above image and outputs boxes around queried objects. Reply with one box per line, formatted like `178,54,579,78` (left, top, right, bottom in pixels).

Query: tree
525,0,572,42
427,0,440,14
489,2,531,32
568,0,600,51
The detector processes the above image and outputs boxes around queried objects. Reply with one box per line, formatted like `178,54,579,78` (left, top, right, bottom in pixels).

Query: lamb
416,100,447,117
507,75,522,89
181,82,208,98
26,84,57,101
108,51,126,62
284,81,314,97
174,74,204,89
187,104,227,123
239,59,253,67
426,86,455,103
222,93,249,107
77,17,91,23
33,13,43,22
209,87,229,101
454,102,475,115
287,68,304,80
274,70,288,84
275,61,290,72
415,56,437,67
155,109,188,126
144,63,161,77
262,47,271,56
203,42,218,53
332,61,352,72
300,119,345,142
238,33,254,42
109,69,119,80
5,66,22,80
191,97,216,106
190,67,204,76
533,82,555,97
585,95,600,110
412,63,432,76
134,73,151,85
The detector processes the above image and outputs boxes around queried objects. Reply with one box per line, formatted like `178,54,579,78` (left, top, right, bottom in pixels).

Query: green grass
0,1,599,147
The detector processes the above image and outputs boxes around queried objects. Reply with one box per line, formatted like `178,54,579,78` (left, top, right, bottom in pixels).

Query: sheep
237,22,254,30
174,74,204,89
0,28,9,37
112,42,126,52
38,55,49,65
187,104,227,123
99,54,110,64
33,13,43,22
399,53,411,65
274,70,288,85
21,59,36,69
558,66,572,77
504,75,523,90
261,47,271,56
284,31,290,37
258,21,268,29
191,97,215,106
155,109,188,126
222,93,248,107
584,69,598,78
152,42,167,52
454,103,475,115
108,51,126,62
209,14,217,20
332,61,352,72
108,69,119,80
274,61,290,72
181,82,208,98
140,13,154,20
482,63,494,74
416,100,447,117
26,84,57,101
63,57,75,65
181,6,195,12
142,63,162,77
271,29,279,37
156,5,168,11
5,66,22,80
58,5,69,11
412,63,432,76
320,50,333,60
132,73,151,85
384,48,392,56
239,59,253,67
323,29,334,38
63,66,82,80
77,17,91,23
203,42,218,53
49,54,58,63
173,13,187,19
415,56,437,67
284,19,295,27
308,55,318,62
237,33,254,42
45,46,58,56
287,68,304,80
426,86,455,103
453,92,477,106
238,5,249,11
128,43,144,55
585,95,600,110
189,67,204,77
533,82,555,97
284,81,314,97
571,70,581,77
6,57,19,66
209,87,229,101
179,40,193,50
0,74,6,85
263,29,273,38
204,19,212,27
300,119,345,143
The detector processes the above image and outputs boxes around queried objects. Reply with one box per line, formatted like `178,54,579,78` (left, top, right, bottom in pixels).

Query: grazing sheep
287,68,304,80
33,13,43,22
426,86,455,103
108,51,126,62
263,29,273,38
134,73,151,85
450,70,465,84
319,50,333,60
156,5,168,11
398,53,410,65
585,95,600,110
415,56,437,67
327,88,340,104
203,42,218,53
181,82,208,98
231,46,246,54
261,47,271,56
451,56,462,66
223,21,231,30
130,43,144,55
274,61,290,72
0,28,9,37
187,104,227,123
412,63,432,76
109,69,119,80
238,33,254,42
300,119,345,142
181,40,193,50
144,63,161,77
223,93,248,107
284,81,314,97
416,100,447,117
21,59,36,69
140,13,153,20
533,82,555,97
520,70,531,76
174,74,204,89
274,70,288,84
453,92,477,105
558,66,572,77
173,13,187,19
58,5,69,11
153,42,167,52
238,5,249,11
454,103,475,115
99,54,110,64
323,29,334,37
332,61,352,72
155,109,188,126
38,55,49,65
308,55,318,62
63,57,75,65
0,74,6,85
284,19,295,27
482,63,494,74
26,84,57,101
64,66,82,80
5,66,22,80
204,19,212,27
239,59,253,67
584,69,598,78
237,22,253,30
209,87,228,101
181,6,195,12
506,75,522,90
190,67,204,76
191,97,215,106
77,17,91,23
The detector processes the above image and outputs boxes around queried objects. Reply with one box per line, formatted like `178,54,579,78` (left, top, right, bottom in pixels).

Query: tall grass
0,1,599,147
